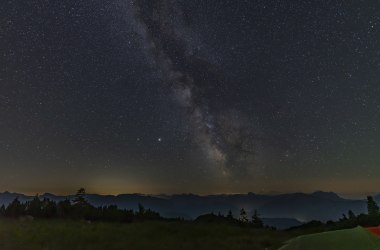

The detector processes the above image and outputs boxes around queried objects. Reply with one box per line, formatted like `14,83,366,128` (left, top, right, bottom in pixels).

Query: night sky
1,1,380,196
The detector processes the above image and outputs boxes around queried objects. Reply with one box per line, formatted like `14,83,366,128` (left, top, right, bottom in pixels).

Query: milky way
1,0,380,195
129,0,273,177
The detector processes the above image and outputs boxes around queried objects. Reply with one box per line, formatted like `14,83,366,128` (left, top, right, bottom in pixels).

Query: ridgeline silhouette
0,188,264,227
2,189,380,232
0,188,161,222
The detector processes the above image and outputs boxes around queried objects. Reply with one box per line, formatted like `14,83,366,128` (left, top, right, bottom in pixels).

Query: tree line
0,188,161,222
0,188,265,228
3,189,379,230
194,208,264,228
291,196,380,231
336,195,380,228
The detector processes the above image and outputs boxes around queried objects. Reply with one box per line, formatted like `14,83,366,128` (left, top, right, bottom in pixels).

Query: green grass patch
0,219,296,250
279,226,380,250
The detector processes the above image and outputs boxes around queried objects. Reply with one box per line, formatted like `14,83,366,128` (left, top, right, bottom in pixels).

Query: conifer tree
251,209,263,228
239,208,248,223
367,196,379,216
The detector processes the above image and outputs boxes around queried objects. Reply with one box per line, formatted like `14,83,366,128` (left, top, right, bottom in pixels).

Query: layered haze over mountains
0,191,372,229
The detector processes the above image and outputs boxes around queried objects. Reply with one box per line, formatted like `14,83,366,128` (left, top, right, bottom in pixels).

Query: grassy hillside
0,219,296,250
280,226,380,250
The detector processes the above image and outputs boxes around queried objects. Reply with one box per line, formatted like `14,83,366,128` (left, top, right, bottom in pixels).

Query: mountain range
0,191,373,229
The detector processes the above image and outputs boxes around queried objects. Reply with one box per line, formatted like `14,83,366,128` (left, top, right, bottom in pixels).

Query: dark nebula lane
1,0,380,196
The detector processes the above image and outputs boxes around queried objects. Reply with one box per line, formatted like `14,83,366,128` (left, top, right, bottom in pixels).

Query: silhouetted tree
6,198,25,217
72,188,93,219
0,189,164,223
27,195,42,217
138,203,145,214
41,198,57,218
103,205,125,221
348,210,356,220
57,199,72,218
227,210,234,220
251,209,263,228
239,208,248,223
73,188,87,205
143,208,161,220
0,205,5,217
367,196,379,216
134,203,160,221
339,213,347,222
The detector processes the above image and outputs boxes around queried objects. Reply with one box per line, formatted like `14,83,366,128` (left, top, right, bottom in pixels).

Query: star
1,0,379,195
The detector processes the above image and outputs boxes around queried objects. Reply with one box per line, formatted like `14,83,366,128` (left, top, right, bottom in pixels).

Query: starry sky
1,0,380,196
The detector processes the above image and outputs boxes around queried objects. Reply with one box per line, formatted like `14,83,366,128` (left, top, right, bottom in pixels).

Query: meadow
280,226,380,250
0,219,298,250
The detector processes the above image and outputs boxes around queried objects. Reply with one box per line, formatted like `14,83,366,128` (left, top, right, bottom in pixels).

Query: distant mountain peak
41,193,56,196
2,191,24,196
311,191,340,200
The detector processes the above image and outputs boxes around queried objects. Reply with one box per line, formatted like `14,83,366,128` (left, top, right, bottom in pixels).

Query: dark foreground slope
0,219,295,250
